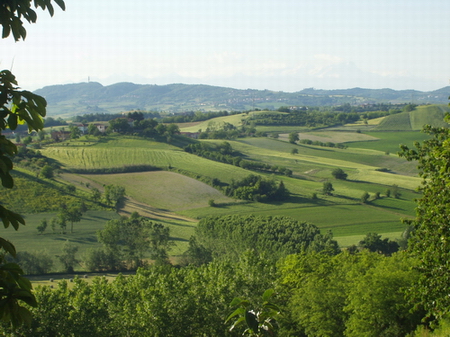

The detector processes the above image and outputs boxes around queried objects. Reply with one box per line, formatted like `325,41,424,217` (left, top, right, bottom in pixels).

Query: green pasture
178,113,247,132
373,104,449,131
82,171,235,211
346,131,430,154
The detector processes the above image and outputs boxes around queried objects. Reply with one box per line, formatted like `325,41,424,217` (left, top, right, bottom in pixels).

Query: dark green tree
36,219,47,234
322,182,334,195
58,241,79,273
331,168,348,180
358,232,399,256
103,184,126,211
39,164,54,179
63,205,83,234
288,132,299,144
360,192,370,203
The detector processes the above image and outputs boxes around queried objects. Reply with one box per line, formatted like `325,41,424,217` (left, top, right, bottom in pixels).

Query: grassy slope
25,106,444,253
374,104,449,131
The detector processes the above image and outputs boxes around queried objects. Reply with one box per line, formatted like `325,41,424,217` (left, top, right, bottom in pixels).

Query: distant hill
34,82,450,116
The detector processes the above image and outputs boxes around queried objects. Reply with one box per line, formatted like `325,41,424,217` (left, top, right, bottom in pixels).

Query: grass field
41,136,252,184
15,112,435,263
82,171,235,211
374,104,449,131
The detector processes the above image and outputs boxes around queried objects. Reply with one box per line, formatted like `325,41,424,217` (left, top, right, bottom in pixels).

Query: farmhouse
51,130,71,141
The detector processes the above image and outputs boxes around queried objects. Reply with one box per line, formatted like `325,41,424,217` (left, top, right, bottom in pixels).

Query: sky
1,0,449,92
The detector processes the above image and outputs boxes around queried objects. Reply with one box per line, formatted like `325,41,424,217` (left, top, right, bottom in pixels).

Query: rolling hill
34,81,450,116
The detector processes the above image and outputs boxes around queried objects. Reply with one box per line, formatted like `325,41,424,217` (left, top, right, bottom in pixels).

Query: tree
226,289,281,337
69,125,81,139
360,192,370,203
288,132,299,144
63,205,83,233
97,212,174,269
399,116,450,319
332,168,348,180
39,164,54,179
0,0,65,327
358,232,399,256
58,241,79,273
90,187,101,202
104,184,126,211
290,148,298,155
322,182,334,195
37,219,47,234
37,129,46,141
22,135,32,145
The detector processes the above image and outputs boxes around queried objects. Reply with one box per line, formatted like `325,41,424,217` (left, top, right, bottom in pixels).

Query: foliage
226,289,281,337
332,168,348,180
7,251,53,275
360,191,370,203
57,240,79,273
103,184,126,211
36,219,47,234
358,232,399,256
39,165,53,179
279,251,423,337
288,132,299,144
399,115,450,320
97,212,173,270
193,214,340,260
5,252,276,336
0,0,65,327
225,175,289,202
249,109,360,128
322,181,334,195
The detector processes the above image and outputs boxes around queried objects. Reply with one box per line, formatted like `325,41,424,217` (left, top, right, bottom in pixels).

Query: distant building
93,123,107,133
51,130,71,141
180,132,200,139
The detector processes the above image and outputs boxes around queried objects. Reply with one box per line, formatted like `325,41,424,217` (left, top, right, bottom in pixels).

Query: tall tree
288,132,299,144
399,116,450,320
0,0,65,328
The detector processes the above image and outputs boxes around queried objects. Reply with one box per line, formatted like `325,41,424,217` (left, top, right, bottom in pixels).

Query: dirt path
119,197,197,223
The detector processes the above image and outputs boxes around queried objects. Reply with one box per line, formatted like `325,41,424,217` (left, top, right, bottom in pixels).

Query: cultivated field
16,105,444,264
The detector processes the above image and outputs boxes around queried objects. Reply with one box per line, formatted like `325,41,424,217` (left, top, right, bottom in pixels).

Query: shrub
331,168,348,180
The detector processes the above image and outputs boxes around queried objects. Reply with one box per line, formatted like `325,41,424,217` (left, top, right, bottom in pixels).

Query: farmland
3,104,444,272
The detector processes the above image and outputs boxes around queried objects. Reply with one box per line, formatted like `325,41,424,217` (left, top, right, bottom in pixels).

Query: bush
331,168,348,180
322,182,334,195
361,192,370,203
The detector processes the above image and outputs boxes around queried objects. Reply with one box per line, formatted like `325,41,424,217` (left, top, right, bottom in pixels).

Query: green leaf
226,307,245,323
7,113,17,130
262,288,274,302
245,310,259,333
0,238,16,257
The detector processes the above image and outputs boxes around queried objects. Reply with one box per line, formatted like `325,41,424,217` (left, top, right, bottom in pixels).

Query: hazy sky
1,0,449,92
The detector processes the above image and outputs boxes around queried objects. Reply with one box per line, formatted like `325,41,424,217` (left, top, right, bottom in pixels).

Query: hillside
34,82,450,116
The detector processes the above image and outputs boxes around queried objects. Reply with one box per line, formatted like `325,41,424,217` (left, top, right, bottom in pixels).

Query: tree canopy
399,115,450,319
193,214,340,260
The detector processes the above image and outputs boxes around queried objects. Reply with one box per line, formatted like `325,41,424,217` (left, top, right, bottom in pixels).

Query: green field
374,104,449,131
11,108,439,264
